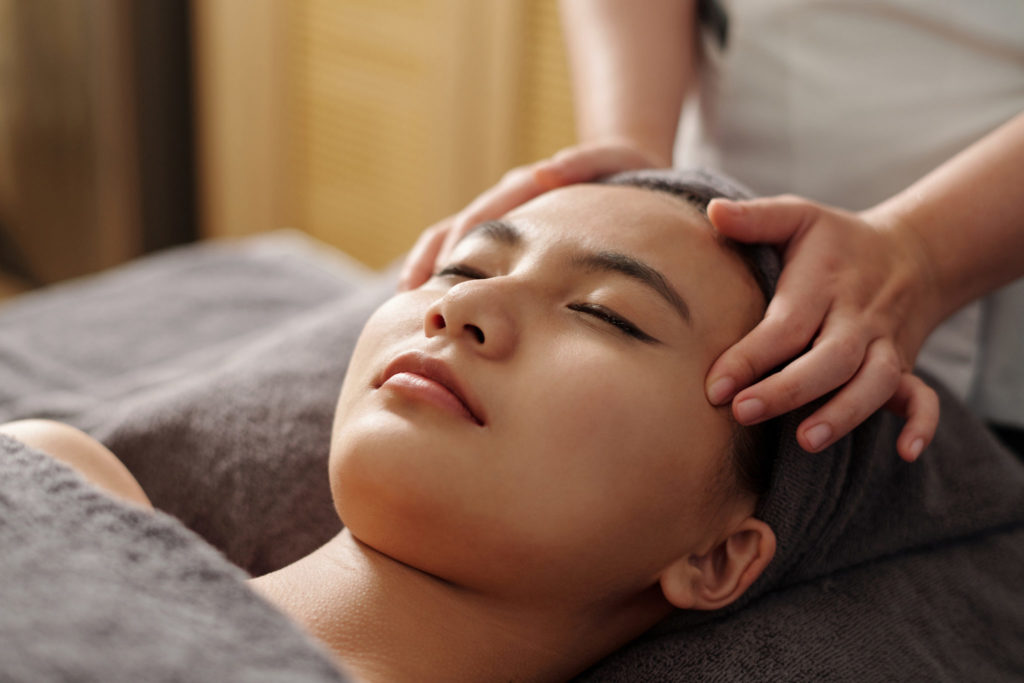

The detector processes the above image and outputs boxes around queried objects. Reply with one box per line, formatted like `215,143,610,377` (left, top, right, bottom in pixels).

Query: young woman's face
330,185,765,602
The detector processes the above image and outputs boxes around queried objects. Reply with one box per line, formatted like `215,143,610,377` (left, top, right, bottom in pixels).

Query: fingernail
805,423,832,450
714,199,744,216
735,397,765,424
707,377,736,404
908,437,924,461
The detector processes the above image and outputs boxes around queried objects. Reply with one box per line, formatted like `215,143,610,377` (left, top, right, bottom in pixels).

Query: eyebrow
461,219,522,247
461,218,692,325
571,251,691,324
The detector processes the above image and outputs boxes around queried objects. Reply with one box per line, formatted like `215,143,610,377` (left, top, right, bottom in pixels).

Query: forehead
500,184,729,278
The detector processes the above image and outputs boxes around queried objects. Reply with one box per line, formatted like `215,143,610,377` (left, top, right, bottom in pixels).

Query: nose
424,279,518,359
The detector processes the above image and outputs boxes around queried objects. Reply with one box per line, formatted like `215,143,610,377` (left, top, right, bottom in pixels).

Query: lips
374,351,486,426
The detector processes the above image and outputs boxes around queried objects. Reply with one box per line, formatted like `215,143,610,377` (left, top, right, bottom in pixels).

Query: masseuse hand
705,196,941,462
398,141,666,290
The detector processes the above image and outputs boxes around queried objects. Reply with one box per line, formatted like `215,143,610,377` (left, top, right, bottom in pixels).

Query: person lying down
3,169,1022,681
1,170,781,681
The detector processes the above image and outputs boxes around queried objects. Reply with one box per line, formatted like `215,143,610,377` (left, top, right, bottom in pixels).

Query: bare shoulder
0,419,153,508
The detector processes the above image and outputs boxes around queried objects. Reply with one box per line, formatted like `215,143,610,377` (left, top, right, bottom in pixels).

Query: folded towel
0,435,346,682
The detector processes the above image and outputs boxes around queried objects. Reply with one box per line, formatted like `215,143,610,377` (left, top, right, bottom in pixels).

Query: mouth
374,351,486,426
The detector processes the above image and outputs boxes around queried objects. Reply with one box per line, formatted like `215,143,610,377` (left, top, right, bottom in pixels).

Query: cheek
487,343,733,583
333,296,423,418
329,295,432,524
524,341,718,473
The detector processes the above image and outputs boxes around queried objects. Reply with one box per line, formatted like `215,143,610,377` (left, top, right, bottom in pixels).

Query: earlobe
658,556,702,610
659,517,776,611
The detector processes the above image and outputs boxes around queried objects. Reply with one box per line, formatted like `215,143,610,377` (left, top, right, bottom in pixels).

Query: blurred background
0,0,575,301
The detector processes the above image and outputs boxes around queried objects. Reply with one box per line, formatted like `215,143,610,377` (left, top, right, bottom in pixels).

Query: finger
457,141,657,230
538,144,664,185
795,339,904,452
728,323,869,424
706,283,832,404
398,219,452,291
708,195,821,245
884,373,940,462
442,145,666,261
440,165,548,259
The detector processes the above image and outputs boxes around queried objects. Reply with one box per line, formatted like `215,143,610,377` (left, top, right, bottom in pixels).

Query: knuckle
831,333,864,366
778,193,815,210
876,352,902,386
866,342,902,388
735,343,764,381
727,351,759,386
776,379,806,410
427,222,449,237
818,250,846,275
765,300,809,332
551,146,582,163
764,304,798,331
830,398,868,433
501,166,530,183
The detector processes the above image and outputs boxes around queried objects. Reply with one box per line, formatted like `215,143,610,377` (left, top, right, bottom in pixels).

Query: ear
659,517,776,611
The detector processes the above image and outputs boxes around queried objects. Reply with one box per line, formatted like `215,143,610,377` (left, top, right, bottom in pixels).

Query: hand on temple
397,141,666,290
704,195,942,462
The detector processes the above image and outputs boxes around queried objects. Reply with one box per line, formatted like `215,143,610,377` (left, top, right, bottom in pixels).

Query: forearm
558,0,697,165
868,112,1024,329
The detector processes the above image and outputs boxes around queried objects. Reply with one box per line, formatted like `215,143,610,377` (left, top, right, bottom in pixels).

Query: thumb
708,195,821,245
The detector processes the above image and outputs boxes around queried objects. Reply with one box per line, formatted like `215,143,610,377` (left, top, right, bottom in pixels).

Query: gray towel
1,232,393,574
0,435,346,682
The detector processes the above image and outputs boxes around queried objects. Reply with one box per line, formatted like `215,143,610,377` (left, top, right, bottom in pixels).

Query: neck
250,530,667,682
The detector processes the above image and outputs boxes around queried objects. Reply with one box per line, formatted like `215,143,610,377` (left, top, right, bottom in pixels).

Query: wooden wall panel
194,0,575,269
191,0,290,240
0,0,141,286
516,0,577,164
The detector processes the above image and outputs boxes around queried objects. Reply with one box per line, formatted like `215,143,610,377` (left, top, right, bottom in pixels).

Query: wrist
576,134,673,168
859,204,947,360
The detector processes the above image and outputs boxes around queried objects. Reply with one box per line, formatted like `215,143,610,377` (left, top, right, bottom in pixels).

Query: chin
328,418,457,557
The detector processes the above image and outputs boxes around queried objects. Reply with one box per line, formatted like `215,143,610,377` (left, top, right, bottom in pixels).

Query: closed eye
568,303,659,344
435,265,658,344
434,264,489,280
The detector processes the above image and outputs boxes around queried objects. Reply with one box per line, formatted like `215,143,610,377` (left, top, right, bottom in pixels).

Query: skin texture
254,184,776,682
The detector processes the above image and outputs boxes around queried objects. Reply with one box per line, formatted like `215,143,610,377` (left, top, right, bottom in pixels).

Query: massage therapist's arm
706,111,1024,460
558,0,695,165
398,0,697,289
0,419,152,508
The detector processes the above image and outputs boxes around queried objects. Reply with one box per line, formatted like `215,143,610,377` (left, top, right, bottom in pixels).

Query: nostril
431,313,446,330
464,324,485,344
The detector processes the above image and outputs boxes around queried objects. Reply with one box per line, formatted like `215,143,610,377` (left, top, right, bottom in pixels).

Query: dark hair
600,168,781,499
